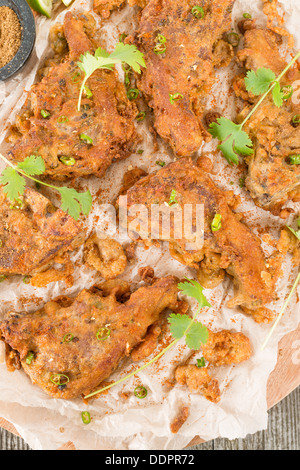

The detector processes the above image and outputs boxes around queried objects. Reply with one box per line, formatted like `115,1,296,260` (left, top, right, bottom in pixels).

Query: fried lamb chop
0,276,178,399
0,186,85,283
118,158,283,323
233,21,300,215
130,0,236,156
6,12,138,180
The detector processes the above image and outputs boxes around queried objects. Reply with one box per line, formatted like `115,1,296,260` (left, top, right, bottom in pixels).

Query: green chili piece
84,85,93,98
127,88,140,101
211,213,222,232
191,6,205,18
154,43,166,54
23,275,31,284
156,160,166,167
25,351,35,365
50,373,70,386
169,93,183,104
289,154,300,165
96,327,111,341
41,109,50,118
60,156,76,166
226,32,240,47
136,111,146,121
10,198,24,210
196,357,206,368
292,114,300,126
80,133,93,145
0,275,7,282
243,13,252,18
81,411,91,424
156,34,166,44
63,333,74,343
281,85,293,100
57,115,69,123
134,385,148,399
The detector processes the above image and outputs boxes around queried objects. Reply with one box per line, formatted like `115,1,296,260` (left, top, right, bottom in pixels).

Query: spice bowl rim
0,0,36,82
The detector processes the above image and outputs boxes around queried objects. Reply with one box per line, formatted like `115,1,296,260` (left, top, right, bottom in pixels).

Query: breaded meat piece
0,276,178,399
234,24,300,215
118,158,283,323
131,0,235,156
175,365,221,403
0,186,84,278
202,329,252,366
6,12,138,180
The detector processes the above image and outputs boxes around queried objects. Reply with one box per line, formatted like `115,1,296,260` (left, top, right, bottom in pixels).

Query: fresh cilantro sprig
209,50,300,164
0,153,92,220
84,278,211,399
286,216,300,241
77,42,146,111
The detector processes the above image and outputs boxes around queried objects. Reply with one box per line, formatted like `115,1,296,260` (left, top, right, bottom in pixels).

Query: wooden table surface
0,386,299,450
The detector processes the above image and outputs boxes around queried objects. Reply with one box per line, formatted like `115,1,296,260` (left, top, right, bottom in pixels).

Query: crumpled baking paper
0,0,299,450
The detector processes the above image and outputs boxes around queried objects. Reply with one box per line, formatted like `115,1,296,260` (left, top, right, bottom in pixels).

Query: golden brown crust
83,234,127,280
7,12,138,180
0,276,179,399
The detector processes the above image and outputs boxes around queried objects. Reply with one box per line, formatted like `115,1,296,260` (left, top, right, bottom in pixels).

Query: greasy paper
0,0,299,450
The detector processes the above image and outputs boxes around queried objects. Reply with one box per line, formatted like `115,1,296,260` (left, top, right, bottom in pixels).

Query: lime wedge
27,0,52,18
61,0,74,6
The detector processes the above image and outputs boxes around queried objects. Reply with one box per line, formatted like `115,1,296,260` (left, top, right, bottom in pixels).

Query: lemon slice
27,0,52,18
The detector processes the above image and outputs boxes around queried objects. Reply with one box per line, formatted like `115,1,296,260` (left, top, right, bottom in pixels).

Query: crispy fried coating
131,323,161,361
234,25,300,214
119,158,280,322
0,186,84,278
132,0,235,156
6,12,138,180
83,233,127,280
175,365,221,403
202,329,252,366
0,276,178,399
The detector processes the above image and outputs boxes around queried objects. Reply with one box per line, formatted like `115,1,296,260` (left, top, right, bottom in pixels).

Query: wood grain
0,324,299,450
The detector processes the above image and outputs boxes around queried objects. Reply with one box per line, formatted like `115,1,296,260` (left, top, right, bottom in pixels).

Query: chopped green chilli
96,327,111,341
169,93,183,104
23,275,31,284
60,156,76,166
127,88,140,100
80,133,93,145
196,357,206,368
136,111,146,121
134,385,148,399
226,31,240,47
0,275,6,282
50,374,70,386
156,160,166,167
154,43,166,54
292,115,300,126
84,85,93,98
63,333,74,343
211,213,222,232
243,13,252,19
156,34,166,44
281,85,293,100
57,115,69,123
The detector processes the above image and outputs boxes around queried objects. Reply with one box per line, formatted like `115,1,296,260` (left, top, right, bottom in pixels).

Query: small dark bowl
0,0,36,81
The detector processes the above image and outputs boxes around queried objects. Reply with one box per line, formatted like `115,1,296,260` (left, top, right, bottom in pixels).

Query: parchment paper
0,0,299,450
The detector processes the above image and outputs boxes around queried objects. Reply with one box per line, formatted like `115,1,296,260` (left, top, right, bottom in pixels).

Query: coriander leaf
185,322,209,350
244,68,276,95
286,225,300,241
17,155,45,176
168,313,191,340
58,187,93,220
0,167,26,201
209,117,253,165
272,81,284,108
178,279,211,309
109,42,146,73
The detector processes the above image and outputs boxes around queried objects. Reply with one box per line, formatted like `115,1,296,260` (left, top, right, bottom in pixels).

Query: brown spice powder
0,6,22,69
